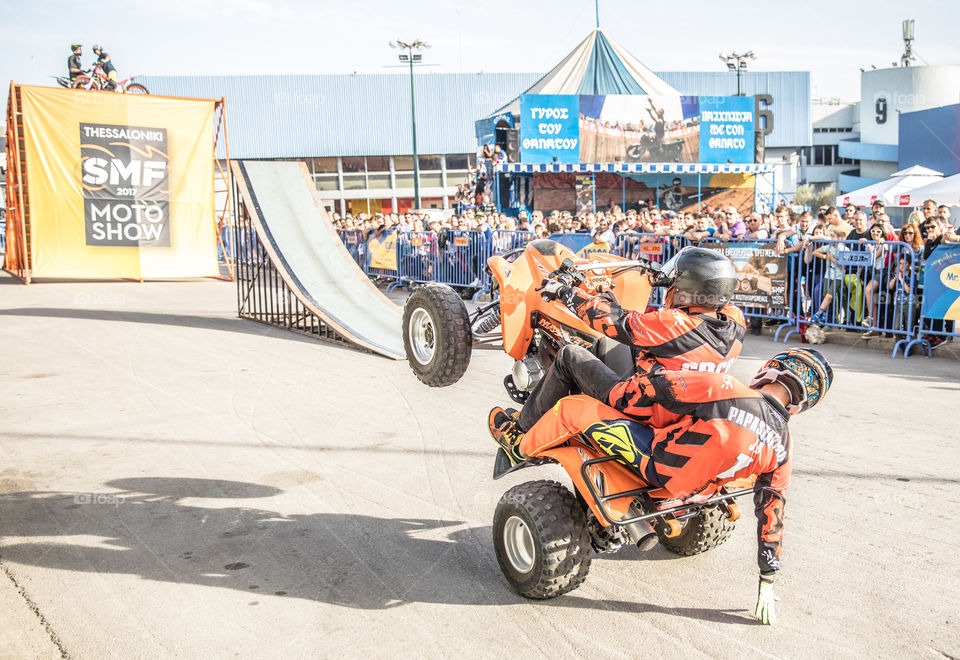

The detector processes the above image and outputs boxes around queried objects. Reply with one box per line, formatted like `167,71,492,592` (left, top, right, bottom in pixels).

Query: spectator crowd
333,197,958,345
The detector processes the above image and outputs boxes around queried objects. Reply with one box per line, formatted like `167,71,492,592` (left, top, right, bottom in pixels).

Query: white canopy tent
891,171,960,207
837,165,943,207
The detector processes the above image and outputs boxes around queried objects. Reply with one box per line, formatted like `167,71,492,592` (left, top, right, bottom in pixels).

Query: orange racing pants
519,394,662,487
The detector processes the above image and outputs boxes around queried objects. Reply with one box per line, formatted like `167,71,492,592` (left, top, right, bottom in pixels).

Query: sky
1,0,958,101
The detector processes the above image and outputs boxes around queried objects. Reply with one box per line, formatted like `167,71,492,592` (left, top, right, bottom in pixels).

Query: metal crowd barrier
364,230,403,291
780,238,919,357
338,229,364,266
330,226,955,359
0,220,5,254
394,229,535,294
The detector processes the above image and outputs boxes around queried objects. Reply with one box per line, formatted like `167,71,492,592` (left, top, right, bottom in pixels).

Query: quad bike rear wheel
402,283,471,387
655,504,735,556
493,480,593,599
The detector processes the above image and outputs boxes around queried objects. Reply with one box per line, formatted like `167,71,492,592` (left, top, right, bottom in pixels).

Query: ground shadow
0,477,756,624
0,307,348,349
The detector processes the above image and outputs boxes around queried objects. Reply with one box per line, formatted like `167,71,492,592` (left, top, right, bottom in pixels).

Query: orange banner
18,85,218,278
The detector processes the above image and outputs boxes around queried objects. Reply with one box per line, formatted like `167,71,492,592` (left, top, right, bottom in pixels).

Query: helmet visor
653,245,693,288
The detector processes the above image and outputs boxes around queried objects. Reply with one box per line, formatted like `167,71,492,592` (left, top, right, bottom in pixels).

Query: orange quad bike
402,238,754,598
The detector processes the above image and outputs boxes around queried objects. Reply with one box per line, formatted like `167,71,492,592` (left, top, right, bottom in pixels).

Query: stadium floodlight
389,39,431,209
719,51,756,96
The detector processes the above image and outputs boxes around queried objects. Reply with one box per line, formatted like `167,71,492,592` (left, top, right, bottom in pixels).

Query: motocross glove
754,574,779,626
539,278,574,304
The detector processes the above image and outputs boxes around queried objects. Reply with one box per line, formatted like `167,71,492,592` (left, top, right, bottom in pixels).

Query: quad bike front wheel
655,504,735,556
493,480,593,599
402,283,471,387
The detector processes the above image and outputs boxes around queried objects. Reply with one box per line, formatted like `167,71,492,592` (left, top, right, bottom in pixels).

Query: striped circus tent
481,29,683,125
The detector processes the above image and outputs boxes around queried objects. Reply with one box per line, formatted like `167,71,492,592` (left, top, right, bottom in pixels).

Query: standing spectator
595,217,615,245
810,227,850,325
938,205,954,230
843,203,858,223
825,206,853,236
921,199,939,224
861,224,889,336
743,213,769,239
802,224,828,317
887,253,916,334
846,211,871,244
898,221,924,263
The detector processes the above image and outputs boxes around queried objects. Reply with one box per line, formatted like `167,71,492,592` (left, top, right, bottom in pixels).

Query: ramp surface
233,160,403,359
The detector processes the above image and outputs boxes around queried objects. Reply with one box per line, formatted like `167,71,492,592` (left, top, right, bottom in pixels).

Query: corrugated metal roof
139,73,541,159
139,71,810,158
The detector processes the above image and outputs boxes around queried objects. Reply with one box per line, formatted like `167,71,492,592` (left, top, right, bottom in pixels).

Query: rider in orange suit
516,246,744,432
490,348,833,626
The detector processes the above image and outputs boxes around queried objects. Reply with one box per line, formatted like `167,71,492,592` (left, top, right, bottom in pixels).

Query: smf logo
80,123,170,247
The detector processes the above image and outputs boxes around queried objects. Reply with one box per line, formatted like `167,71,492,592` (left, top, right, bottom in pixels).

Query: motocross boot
488,407,526,466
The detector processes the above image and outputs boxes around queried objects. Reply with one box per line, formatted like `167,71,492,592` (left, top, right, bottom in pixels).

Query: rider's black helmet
92,44,102,52
655,246,737,309
71,44,82,51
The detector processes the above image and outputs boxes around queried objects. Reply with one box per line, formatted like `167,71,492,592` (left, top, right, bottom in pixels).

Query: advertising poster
18,85,217,279
707,242,787,308
920,244,960,320
80,123,170,247
366,229,399,271
519,94,580,164
575,174,594,213
698,96,756,164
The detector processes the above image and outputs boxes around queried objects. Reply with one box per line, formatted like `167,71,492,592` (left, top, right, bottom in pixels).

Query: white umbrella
891,171,960,207
837,165,943,207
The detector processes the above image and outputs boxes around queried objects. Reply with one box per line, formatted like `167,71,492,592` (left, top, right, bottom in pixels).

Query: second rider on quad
491,347,834,626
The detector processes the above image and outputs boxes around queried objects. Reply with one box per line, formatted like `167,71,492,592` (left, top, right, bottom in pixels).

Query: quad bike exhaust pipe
622,504,659,551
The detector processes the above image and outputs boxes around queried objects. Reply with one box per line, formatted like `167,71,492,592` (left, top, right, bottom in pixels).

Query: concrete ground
1,271,958,659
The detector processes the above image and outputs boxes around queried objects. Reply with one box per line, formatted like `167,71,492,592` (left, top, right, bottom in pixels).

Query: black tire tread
657,505,735,556
493,480,592,599
402,283,471,387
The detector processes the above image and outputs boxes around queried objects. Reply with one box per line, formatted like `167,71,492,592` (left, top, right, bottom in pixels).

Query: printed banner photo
707,242,788,309
920,244,960,321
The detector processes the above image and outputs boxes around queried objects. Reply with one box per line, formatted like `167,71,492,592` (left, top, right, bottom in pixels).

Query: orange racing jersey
608,369,791,575
562,289,746,374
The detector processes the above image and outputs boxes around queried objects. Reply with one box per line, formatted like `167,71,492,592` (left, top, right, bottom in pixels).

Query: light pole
389,39,430,210
718,51,755,96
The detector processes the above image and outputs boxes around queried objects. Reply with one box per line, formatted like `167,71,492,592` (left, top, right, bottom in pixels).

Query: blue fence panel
787,238,919,355
0,220,5,255
397,231,440,284
338,230,364,266
431,229,489,288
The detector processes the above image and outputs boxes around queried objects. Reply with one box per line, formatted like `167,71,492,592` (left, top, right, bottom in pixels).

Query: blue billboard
699,96,756,164
920,244,960,321
519,94,580,164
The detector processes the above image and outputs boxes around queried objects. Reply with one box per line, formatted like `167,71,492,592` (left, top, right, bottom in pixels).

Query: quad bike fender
536,444,644,527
